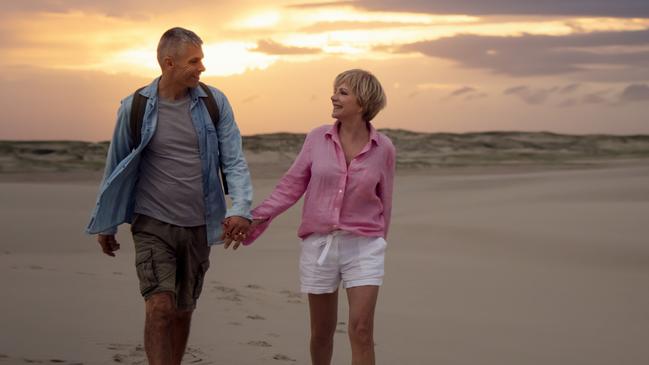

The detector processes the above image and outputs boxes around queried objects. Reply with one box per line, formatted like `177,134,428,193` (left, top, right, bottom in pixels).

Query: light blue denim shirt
85,77,253,245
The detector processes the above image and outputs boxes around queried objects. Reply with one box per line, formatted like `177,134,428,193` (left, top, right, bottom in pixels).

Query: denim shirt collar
138,76,208,102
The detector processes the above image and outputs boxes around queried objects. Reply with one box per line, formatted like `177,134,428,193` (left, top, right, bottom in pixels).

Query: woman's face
331,83,363,121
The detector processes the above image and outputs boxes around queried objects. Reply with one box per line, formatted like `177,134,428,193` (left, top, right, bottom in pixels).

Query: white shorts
299,231,387,294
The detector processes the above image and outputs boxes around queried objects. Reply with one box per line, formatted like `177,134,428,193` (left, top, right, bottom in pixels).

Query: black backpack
129,82,229,194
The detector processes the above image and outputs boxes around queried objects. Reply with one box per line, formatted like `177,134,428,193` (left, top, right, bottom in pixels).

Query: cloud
503,84,619,106
398,29,649,80
0,1,242,20
354,0,649,18
299,20,424,33
286,1,355,8
253,39,322,55
450,86,476,97
0,1,154,18
504,86,554,105
242,94,261,103
440,86,488,101
558,83,581,94
620,84,649,102
582,90,613,105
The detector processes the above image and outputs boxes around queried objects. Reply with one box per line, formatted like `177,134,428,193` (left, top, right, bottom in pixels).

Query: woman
227,69,395,365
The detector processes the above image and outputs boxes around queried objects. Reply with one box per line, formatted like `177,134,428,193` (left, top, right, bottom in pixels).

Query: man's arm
98,234,121,257
88,95,135,252
212,89,253,241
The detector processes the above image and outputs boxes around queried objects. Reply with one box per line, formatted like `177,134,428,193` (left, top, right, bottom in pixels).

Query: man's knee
174,309,193,323
146,292,176,323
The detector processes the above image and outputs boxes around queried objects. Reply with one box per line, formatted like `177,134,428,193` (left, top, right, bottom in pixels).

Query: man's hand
97,234,120,257
222,216,251,250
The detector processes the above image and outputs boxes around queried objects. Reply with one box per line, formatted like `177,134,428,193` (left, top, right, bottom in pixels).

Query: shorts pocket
135,248,158,296
130,214,143,233
192,260,210,300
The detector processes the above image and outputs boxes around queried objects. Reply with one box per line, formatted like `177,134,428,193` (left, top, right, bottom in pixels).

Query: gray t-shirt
134,96,205,227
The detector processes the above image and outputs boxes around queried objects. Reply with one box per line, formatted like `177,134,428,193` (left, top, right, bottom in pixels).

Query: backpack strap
198,82,229,196
128,83,230,195
129,87,147,149
199,82,220,127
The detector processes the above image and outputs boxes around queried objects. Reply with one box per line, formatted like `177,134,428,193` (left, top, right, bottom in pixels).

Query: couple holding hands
86,27,395,365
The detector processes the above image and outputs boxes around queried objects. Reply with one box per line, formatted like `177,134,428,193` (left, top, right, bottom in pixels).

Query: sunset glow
0,1,647,140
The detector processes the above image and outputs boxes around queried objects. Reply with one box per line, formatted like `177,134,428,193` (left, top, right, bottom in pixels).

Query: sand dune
2,131,649,177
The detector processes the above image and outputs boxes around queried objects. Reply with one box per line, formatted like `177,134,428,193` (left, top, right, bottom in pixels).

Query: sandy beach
1,161,648,364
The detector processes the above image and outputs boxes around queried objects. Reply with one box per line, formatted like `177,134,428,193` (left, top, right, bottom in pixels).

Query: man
86,27,252,365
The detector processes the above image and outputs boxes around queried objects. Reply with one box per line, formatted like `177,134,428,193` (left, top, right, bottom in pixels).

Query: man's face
167,43,205,88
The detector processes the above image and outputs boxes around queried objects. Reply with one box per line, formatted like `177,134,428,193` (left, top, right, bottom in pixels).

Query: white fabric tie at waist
316,231,343,266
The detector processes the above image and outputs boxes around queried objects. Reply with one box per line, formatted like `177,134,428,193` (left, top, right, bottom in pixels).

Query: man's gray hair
157,27,203,66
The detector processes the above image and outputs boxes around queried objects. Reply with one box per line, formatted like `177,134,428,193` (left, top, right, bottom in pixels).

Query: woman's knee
311,320,336,343
348,318,373,346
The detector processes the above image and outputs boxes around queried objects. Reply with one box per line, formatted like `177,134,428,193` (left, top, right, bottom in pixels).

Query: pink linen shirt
243,122,395,245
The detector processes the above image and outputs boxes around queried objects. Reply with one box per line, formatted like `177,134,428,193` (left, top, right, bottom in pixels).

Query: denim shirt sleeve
95,96,134,235
214,90,253,220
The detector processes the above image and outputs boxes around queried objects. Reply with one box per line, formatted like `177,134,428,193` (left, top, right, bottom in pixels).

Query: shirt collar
138,76,206,101
325,121,380,146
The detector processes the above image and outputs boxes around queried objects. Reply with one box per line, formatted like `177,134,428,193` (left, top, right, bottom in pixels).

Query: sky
0,0,648,140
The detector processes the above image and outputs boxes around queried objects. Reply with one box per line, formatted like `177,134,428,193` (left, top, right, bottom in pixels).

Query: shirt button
338,189,343,193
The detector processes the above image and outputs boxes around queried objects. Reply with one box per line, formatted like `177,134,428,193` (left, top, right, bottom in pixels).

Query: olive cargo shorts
131,214,211,310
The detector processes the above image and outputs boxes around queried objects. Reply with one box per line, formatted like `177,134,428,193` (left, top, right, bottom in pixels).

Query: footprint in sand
75,272,96,276
29,265,44,270
245,284,263,290
107,343,208,365
272,354,296,362
228,321,242,326
280,290,303,304
246,314,266,320
112,272,123,276
212,286,243,302
6,358,81,365
106,343,145,364
247,340,272,347
183,347,209,364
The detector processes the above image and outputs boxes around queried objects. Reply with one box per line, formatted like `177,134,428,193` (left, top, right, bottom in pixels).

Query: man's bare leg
144,292,176,365
170,310,193,365
308,290,339,365
346,286,379,365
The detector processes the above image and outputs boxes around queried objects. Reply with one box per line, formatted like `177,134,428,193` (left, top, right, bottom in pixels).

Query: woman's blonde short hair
334,69,386,122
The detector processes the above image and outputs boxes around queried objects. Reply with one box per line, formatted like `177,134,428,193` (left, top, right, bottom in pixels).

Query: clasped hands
222,216,264,250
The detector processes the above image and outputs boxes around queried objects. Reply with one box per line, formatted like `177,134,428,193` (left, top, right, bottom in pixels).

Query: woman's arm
378,141,396,239
243,131,315,244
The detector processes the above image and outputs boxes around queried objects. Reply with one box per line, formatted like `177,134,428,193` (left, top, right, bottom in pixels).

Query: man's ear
162,55,174,70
